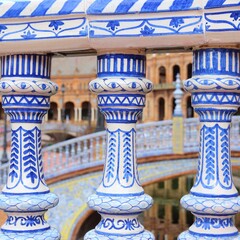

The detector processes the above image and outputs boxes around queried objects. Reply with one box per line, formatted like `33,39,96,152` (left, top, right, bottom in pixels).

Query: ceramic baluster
85,51,154,240
179,48,240,239
0,54,60,239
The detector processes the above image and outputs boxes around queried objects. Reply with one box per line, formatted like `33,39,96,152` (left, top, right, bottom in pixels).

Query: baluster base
180,194,240,239
84,229,154,240
178,231,240,240
0,228,60,240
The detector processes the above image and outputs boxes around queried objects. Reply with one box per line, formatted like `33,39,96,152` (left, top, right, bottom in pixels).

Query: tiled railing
1,116,240,185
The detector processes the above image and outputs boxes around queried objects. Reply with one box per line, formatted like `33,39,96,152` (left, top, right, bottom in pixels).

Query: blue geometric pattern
4,126,47,193
0,0,84,18
0,228,60,240
102,108,142,123
205,0,240,9
180,46,240,239
205,11,240,32
5,109,47,123
102,128,137,189
87,0,200,14
2,95,50,108
0,18,87,42
89,16,203,38
97,54,146,78
192,49,240,76
192,93,240,106
98,94,145,107
0,0,238,19
191,124,233,195
105,131,117,184
1,55,51,78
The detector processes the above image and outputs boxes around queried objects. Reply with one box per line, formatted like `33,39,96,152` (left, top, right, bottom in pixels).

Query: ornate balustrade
0,0,239,239
1,116,240,185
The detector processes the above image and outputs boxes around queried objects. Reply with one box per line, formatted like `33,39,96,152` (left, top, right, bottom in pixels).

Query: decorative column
85,51,154,240
179,47,240,239
79,107,82,121
57,107,61,122
91,108,95,122
173,74,184,154
0,54,60,239
74,108,78,122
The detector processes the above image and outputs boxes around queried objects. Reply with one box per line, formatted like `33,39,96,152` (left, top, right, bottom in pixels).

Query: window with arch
158,98,165,120
172,65,180,81
172,98,176,115
159,66,166,84
48,102,58,120
65,102,75,121
82,101,91,120
186,96,194,118
0,103,4,120
187,63,192,79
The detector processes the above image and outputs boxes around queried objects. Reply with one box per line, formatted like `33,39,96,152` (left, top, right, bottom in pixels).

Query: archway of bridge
48,158,198,240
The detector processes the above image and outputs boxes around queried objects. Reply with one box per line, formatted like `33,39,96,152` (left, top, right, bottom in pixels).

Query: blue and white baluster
85,51,154,240
179,47,240,239
0,54,60,239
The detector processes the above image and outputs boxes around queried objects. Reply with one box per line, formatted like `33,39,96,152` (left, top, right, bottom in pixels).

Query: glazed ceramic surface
0,0,239,239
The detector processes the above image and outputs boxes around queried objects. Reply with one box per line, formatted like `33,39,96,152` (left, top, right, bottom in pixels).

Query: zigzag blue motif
220,127,231,187
23,129,38,184
105,131,116,183
204,126,216,186
123,132,133,183
9,129,20,183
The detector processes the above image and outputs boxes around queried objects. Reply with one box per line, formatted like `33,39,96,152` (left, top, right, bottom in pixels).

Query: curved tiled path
47,158,199,239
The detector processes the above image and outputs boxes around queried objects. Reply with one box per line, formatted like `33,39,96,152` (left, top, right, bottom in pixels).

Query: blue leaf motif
0,24,7,33
230,11,240,21
123,132,133,183
23,129,38,184
140,25,155,36
9,129,20,183
106,21,120,31
170,17,184,28
105,132,116,183
204,125,216,185
21,30,37,39
48,20,64,30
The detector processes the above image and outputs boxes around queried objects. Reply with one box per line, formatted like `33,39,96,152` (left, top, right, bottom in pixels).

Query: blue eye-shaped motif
93,82,99,89
41,84,47,90
1,82,7,89
111,82,116,88
132,82,137,89
146,83,152,90
21,82,26,89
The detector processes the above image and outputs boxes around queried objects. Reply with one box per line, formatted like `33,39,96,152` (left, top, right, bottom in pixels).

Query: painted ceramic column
0,54,60,239
85,51,154,240
179,47,240,239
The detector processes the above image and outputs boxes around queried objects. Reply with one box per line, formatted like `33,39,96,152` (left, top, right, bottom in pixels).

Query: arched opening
158,98,165,120
75,212,101,240
0,103,4,120
173,65,180,82
159,66,166,84
186,96,194,118
48,102,58,120
187,63,192,79
172,98,176,115
65,102,75,121
82,101,91,121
